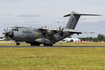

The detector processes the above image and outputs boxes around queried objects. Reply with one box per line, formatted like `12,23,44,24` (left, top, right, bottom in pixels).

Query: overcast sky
0,0,105,37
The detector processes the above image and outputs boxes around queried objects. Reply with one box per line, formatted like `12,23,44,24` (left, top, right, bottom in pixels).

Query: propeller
41,26,49,38
41,25,55,38
3,28,9,36
3,28,9,40
58,26,64,36
3,27,14,40
42,31,50,38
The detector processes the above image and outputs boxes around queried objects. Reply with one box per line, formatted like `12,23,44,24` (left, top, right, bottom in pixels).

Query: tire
31,43,40,46
16,42,20,45
44,44,53,46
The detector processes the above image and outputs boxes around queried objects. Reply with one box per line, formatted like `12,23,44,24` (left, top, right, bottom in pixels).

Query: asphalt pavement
0,46,105,48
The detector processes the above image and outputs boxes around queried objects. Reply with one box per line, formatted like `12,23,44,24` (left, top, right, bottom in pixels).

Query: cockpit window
12,29,18,31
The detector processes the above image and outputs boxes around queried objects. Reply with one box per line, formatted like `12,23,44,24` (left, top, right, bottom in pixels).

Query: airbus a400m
3,11,100,46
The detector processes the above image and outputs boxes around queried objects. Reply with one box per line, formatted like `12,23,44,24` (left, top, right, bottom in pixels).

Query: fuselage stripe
35,32,37,38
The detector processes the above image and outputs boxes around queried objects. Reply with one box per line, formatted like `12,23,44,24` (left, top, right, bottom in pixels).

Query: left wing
38,28,58,34
38,28,94,35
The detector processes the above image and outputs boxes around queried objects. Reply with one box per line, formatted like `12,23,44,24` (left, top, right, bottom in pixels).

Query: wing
38,28,59,34
38,28,94,35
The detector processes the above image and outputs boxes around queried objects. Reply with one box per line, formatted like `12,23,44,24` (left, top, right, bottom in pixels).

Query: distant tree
0,37,4,39
103,37,105,42
97,34,104,42
79,34,105,42
93,37,98,42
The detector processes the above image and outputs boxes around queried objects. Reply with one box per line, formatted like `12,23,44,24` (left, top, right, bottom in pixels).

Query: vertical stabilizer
65,11,80,29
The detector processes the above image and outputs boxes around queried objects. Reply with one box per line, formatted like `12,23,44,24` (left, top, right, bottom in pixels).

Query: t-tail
64,11,101,29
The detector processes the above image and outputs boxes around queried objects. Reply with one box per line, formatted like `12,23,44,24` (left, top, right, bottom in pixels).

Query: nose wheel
16,42,20,45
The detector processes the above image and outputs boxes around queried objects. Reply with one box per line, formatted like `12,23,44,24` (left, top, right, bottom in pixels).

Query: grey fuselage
11,27,71,44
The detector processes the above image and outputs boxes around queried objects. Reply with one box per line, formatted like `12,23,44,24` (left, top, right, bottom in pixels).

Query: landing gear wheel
44,44,53,46
50,44,53,46
36,44,40,46
16,42,20,45
31,43,40,46
31,43,34,46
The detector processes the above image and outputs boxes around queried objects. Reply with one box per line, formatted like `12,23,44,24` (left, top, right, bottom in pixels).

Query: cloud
81,19,98,23
3,18,14,20
79,17,100,23
0,0,22,2
22,21,40,24
5,14,11,16
17,14,41,17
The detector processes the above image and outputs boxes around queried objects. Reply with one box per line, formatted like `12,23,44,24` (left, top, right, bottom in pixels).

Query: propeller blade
62,28,64,32
59,26,61,31
4,29,6,32
7,27,8,32
3,32,6,34
58,27,64,36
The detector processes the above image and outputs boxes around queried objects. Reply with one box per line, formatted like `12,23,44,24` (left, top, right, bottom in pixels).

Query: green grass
0,43,30,46
0,42,105,46
0,47,105,70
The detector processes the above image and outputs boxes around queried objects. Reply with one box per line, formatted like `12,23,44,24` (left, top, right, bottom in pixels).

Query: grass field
54,42,105,46
0,47,105,70
0,42,105,70
0,42,105,46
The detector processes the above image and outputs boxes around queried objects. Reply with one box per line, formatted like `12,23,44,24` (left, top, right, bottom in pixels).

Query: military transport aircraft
3,11,100,46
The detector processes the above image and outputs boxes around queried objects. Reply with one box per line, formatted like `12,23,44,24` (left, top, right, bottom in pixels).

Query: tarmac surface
0,46,105,48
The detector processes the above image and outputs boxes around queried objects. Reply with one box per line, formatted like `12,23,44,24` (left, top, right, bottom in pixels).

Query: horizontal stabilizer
64,29,94,34
63,29,82,34
82,32,94,34
64,14,101,17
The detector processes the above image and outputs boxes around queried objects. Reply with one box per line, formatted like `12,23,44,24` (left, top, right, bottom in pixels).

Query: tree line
79,34,105,42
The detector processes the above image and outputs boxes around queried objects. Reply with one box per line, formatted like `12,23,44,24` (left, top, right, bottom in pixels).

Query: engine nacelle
47,30,54,36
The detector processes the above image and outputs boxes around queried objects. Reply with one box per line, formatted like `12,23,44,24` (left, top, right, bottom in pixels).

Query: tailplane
64,11,101,29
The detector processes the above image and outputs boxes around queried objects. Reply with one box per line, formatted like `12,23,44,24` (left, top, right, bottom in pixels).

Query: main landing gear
15,42,53,46
44,44,53,46
30,43,53,46
31,43,40,46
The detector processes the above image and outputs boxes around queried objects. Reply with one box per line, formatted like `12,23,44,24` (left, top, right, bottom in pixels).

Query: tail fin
64,11,101,29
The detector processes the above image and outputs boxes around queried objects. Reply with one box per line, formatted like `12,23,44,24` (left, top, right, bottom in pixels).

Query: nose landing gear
16,42,20,45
